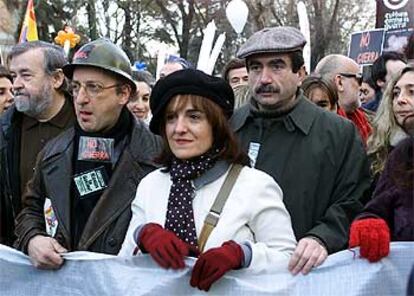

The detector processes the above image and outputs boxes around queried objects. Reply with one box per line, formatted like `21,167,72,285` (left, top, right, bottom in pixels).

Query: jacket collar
193,160,230,190
42,119,161,166
231,90,317,136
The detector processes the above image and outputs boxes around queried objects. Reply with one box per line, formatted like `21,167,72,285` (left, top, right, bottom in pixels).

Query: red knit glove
139,223,195,269
190,240,243,291
349,218,390,262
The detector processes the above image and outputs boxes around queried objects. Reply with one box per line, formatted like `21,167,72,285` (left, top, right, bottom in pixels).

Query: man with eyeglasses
315,54,372,145
232,27,370,275
0,41,76,247
14,39,162,269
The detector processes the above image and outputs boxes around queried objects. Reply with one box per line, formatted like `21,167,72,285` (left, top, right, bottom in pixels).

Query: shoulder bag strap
198,164,243,252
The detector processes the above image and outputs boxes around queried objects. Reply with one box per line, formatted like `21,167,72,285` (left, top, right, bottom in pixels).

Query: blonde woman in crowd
367,69,409,183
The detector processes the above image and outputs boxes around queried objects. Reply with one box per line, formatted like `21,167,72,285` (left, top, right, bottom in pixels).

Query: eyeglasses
70,81,120,97
339,73,363,86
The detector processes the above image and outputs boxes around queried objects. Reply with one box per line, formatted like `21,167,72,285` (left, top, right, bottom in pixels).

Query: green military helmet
63,38,136,94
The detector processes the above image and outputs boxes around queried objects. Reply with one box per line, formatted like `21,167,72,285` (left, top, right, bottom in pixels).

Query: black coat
14,121,162,254
231,94,371,253
0,102,75,246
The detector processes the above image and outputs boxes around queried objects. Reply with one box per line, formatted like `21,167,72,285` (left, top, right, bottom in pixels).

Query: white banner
0,242,413,295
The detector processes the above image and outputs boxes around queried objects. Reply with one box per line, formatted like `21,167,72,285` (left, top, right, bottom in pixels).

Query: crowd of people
0,25,413,293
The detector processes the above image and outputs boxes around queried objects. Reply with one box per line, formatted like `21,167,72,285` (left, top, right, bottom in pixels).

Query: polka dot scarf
165,150,218,247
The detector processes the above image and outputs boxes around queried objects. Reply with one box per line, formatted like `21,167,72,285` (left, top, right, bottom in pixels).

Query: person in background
360,74,376,107
349,66,414,262
367,65,409,181
233,26,371,275
301,75,338,112
119,69,296,292
369,52,406,112
222,58,249,89
0,65,13,114
127,70,155,125
14,39,161,269
0,41,75,246
159,55,192,79
315,54,372,145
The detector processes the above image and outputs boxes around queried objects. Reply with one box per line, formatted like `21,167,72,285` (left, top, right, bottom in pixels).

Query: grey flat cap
237,26,306,59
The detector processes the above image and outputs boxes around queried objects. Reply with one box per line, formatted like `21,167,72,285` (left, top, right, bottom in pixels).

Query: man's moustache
13,92,27,97
255,85,279,94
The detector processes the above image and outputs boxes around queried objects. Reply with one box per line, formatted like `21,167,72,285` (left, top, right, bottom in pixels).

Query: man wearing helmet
0,41,75,247
14,39,162,269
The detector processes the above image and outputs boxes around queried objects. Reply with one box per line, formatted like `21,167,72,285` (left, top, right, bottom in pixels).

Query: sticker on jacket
78,136,114,162
248,142,261,168
44,198,58,237
73,166,108,198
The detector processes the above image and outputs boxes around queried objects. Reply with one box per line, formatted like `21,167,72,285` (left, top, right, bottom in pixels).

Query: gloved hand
139,223,196,269
190,240,243,291
349,218,390,262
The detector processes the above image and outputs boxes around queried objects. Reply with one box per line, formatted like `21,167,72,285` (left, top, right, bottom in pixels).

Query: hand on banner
288,237,328,275
27,235,67,270
139,223,197,269
190,240,243,291
349,218,390,262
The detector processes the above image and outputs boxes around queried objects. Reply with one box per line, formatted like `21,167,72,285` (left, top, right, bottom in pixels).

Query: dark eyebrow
186,108,203,113
268,59,287,65
247,60,261,66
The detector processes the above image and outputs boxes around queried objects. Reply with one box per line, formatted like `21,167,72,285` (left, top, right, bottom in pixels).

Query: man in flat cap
232,26,371,275
14,39,161,269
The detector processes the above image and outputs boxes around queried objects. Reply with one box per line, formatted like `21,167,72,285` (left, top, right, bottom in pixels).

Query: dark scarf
70,107,133,249
164,149,219,247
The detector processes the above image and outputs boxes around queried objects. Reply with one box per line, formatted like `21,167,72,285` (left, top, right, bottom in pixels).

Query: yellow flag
18,0,39,43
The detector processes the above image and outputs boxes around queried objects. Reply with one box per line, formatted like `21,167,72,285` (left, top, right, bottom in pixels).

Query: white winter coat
119,165,297,272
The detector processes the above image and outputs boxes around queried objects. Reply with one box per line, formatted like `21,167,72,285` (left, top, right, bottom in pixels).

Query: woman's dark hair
0,65,12,82
155,94,250,169
301,75,338,107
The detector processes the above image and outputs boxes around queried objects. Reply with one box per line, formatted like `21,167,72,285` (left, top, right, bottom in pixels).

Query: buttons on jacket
108,237,117,247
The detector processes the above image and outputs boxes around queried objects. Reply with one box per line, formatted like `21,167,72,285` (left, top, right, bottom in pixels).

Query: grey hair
314,54,350,83
8,41,68,93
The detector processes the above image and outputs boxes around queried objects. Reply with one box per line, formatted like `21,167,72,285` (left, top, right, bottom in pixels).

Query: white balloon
226,0,249,34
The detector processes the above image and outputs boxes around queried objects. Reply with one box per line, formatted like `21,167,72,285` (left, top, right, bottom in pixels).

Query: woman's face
0,77,13,114
359,82,376,104
393,71,414,134
307,86,335,112
127,81,151,120
165,96,213,160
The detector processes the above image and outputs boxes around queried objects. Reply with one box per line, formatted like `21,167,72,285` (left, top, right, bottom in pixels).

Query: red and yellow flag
18,0,38,43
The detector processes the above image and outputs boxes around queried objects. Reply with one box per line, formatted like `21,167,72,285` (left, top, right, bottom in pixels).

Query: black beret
149,69,234,135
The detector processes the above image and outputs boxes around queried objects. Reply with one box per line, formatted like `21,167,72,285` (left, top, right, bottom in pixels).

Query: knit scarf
164,149,218,247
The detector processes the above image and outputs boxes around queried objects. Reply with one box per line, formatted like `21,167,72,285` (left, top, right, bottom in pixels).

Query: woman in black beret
119,69,296,292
